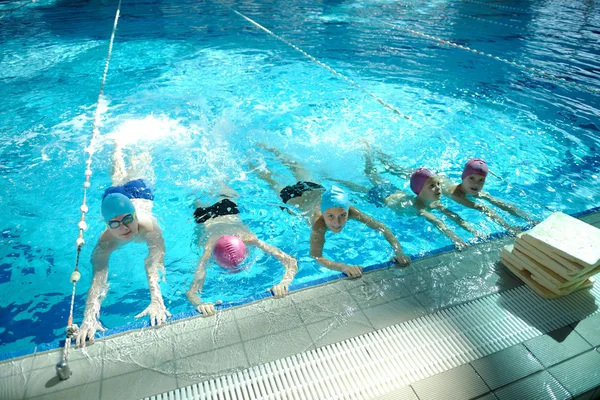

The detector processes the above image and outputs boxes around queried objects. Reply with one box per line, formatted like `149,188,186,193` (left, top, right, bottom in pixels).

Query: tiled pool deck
1,212,599,400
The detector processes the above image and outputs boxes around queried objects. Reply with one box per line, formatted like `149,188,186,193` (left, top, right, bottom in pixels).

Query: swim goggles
107,212,136,229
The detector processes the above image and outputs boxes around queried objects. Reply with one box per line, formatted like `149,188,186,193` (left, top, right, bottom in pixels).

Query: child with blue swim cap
329,141,480,251
253,144,410,279
77,139,169,348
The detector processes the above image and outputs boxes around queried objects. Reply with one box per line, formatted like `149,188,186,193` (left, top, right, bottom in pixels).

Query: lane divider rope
383,22,600,96
229,7,412,121
57,0,123,382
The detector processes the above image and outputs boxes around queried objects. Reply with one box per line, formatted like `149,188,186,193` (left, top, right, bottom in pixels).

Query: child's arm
136,228,171,326
437,205,481,236
480,191,532,222
248,237,298,297
186,239,216,316
309,222,363,278
77,235,118,348
420,209,468,251
351,207,410,266
461,197,521,233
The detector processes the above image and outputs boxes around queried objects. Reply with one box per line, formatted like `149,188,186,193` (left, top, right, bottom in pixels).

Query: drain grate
144,285,600,400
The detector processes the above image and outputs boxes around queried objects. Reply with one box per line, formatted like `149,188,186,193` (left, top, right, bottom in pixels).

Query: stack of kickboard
501,212,600,299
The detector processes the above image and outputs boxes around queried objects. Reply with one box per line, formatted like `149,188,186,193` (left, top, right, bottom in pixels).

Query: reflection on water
1,0,599,355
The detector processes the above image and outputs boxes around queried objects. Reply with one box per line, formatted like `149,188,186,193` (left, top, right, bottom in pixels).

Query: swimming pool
1,0,599,357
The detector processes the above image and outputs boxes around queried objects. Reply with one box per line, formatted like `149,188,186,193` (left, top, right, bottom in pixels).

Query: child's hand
508,226,522,236
196,302,216,317
271,283,289,298
343,265,363,279
76,317,105,348
455,240,468,252
135,300,171,326
392,253,411,267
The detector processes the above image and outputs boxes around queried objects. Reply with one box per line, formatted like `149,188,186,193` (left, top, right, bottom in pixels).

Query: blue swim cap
321,185,350,214
102,193,135,221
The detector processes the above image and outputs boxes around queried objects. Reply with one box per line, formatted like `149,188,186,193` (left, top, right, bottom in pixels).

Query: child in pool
253,144,410,279
77,140,169,348
332,144,479,251
380,156,532,232
441,158,534,227
186,184,298,316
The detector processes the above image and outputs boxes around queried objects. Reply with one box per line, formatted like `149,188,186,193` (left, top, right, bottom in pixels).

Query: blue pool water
1,0,599,356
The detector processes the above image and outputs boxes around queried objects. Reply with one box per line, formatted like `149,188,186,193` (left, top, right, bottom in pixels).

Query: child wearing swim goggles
77,140,169,348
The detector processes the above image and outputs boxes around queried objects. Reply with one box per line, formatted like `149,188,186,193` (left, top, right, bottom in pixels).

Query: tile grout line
569,321,598,348
468,362,494,395
98,341,105,400
231,308,252,372
20,346,37,400
488,347,600,397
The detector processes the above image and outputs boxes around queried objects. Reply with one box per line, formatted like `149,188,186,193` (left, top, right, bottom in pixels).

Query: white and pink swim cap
213,235,247,270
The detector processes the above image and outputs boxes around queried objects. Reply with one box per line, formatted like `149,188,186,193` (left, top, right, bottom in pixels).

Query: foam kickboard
520,212,600,269
515,238,580,277
511,247,586,289
500,252,560,299
501,245,595,299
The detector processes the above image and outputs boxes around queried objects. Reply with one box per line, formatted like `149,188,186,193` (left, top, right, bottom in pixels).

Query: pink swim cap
213,236,246,269
410,168,434,195
462,158,488,180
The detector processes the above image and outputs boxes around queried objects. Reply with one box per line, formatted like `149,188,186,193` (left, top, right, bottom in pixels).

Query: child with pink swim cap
187,183,298,317
253,144,410,280
331,142,479,251
441,158,534,231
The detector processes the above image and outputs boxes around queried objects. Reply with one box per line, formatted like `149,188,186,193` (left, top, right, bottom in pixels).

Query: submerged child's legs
257,143,314,183
111,141,128,186
253,161,284,195
127,151,155,184
376,150,415,180
362,141,387,187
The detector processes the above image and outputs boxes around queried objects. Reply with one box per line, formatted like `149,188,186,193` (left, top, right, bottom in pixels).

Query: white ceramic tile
175,343,249,387
306,310,374,348
399,266,456,296
173,318,242,358
236,305,304,342
362,296,426,330
289,282,350,304
100,366,177,400
372,385,419,400
244,328,315,366
295,290,360,325
102,334,174,379
0,371,27,400
26,380,101,400
26,358,102,398
229,296,296,320
411,364,489,400
32,341,104,371
349,271,411,308
0,354,34,379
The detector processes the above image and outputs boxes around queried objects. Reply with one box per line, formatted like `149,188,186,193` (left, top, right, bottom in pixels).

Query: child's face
419,177,442,201
107,213,139,240
461,174,486,195
323,207,349,233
